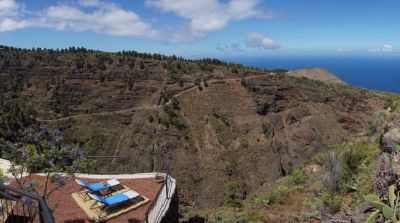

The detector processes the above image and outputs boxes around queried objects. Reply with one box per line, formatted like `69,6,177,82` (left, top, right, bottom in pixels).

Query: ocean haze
223,55,400,93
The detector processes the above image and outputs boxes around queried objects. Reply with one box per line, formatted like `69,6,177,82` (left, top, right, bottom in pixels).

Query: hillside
0,46,392,222
287,67,347,84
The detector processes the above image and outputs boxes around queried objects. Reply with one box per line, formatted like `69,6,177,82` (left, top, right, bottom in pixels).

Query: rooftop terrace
2,172,176,223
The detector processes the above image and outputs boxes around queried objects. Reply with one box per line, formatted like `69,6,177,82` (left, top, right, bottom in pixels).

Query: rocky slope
0,46,389,220
287,67,347,84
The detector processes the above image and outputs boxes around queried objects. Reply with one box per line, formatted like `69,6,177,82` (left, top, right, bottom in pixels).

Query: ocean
223,55,400,94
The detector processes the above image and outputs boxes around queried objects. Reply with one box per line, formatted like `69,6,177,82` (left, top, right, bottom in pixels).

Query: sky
0,0,399,57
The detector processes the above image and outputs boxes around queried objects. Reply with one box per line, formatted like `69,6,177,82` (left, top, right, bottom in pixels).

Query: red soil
9,175,163,222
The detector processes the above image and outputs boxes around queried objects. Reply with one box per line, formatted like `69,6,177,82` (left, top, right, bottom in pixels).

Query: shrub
384,96,400,112
291,168,308,187
302,199,323,220
367,111,386,136
313,153,327,166
320,191,342,213
354,171,374,200
224,181,246,208
340,141,376,176
259,186,294,206
241,210,265,222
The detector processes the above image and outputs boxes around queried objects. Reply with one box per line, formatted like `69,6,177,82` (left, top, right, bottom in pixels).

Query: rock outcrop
381,119,400,153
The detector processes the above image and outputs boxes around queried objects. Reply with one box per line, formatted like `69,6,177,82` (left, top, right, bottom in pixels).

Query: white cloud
78,0,104,7
382,44,395,52
0,18,26,31
39,4,157,37
145,0,273,37
245,33,280,50
0,0,25,31
0,0,275,43
369,44,396,53
0,0,20,18
0,0,161,39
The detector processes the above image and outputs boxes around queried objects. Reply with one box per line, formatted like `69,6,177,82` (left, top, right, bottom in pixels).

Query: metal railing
144,174,176,223
0,184,55,223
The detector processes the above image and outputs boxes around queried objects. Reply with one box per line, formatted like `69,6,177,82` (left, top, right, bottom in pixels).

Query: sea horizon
221,54,400,94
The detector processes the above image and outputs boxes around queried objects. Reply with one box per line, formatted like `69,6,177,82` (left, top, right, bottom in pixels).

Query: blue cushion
78,180,111,192
86,182,108,191
103,193,130,205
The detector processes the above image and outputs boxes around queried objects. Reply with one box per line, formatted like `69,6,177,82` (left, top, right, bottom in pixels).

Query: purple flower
53,129,64,143
61,145,69,152
11,143,19,150
27,182,37,190
24,129,35,141
13,144,28,158
21,197,33,206
20,149,28,158
39,123,47,131
72,149,84,158
38,123,49,138
52,174,66,186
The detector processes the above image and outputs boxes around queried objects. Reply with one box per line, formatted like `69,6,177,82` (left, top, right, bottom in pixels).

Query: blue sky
0,0,398,57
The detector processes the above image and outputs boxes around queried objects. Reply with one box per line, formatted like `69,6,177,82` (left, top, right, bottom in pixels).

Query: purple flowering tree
1,123,94,200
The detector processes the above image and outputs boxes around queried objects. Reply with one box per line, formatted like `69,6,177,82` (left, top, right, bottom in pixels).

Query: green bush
313,153,327,166
367,111,386,136
384,96,400,112
353,172,374,200
259,186,294,206
302,198,323,220
241,210,265,222
320,191,342,213
224,181,246,208
291,168,308,186
341,142,370,175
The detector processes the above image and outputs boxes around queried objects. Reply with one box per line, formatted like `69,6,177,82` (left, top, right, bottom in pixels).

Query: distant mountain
287,67,347,85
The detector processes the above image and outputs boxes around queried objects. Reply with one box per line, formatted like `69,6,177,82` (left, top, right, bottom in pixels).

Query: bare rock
381,119,400,153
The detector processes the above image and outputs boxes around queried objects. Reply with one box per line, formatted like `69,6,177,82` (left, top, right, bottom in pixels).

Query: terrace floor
11,174,163,222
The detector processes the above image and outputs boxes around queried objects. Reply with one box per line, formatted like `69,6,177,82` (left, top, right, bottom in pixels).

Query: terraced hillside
0,46,389,221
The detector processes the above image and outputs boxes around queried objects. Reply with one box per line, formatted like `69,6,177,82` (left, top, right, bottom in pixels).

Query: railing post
165,174,169,199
